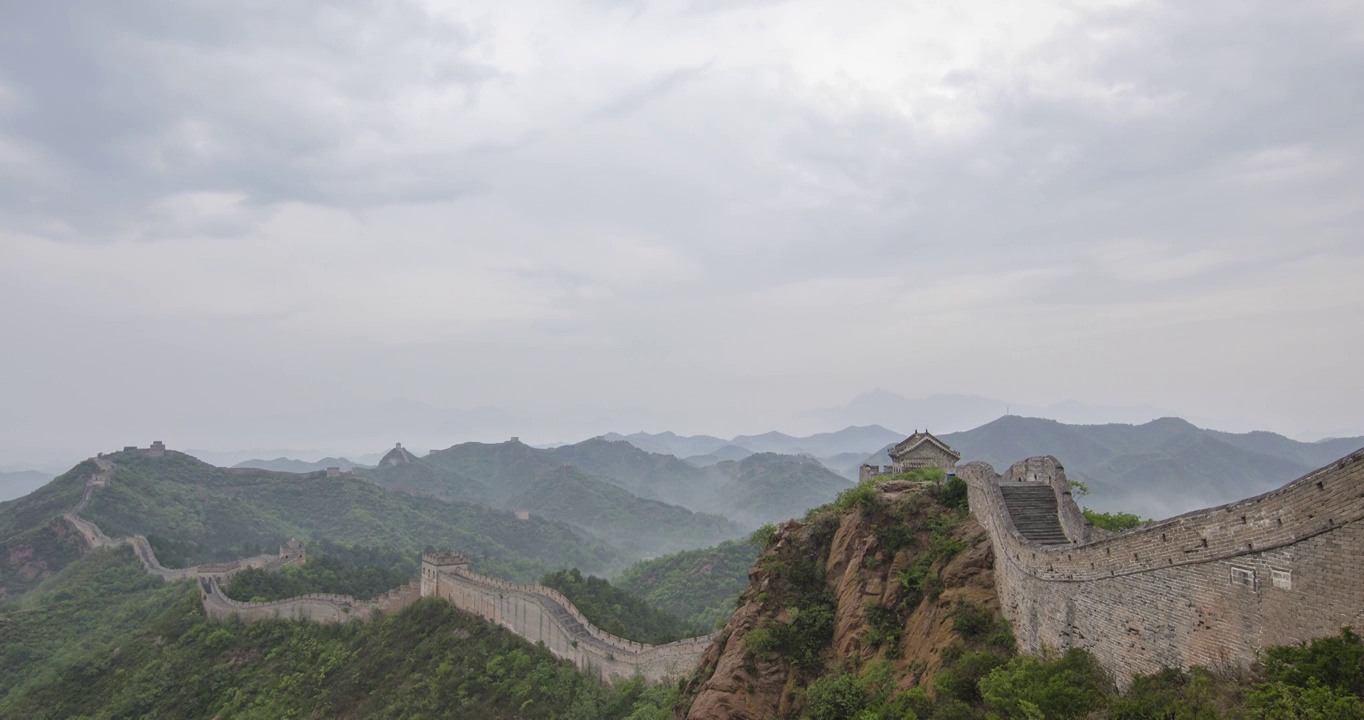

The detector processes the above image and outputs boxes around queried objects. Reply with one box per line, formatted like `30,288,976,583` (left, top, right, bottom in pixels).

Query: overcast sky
2,0,1362,464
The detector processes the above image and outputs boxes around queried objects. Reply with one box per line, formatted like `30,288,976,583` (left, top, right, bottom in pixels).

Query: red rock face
679,490,999,719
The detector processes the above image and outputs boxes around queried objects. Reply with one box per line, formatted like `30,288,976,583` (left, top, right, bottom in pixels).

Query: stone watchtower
380,442,416,467
148,440,167,457
861,430,961,482
421,549,470,597
279,538,306,565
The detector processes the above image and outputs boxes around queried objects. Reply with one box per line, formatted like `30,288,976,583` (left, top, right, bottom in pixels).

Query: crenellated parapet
420,552,718,683
962,449,1364,685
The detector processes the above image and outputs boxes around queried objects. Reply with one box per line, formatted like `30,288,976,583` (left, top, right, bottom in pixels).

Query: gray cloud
1,0,1362,465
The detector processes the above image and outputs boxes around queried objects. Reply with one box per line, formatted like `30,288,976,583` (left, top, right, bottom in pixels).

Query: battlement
421,550,469,568
420,549,716,682
961,449,1364,685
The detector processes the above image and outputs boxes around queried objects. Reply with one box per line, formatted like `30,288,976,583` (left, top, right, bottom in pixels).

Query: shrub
749,523,780,549
979,648,1112,719
834,482,881,513
804,672,870,720
1260,627,1364,698
1110,667,1219,720
1245,681,1364,719
1082,509,1152,532
935,650,1009,703
952,601,996,641
932,476,969,510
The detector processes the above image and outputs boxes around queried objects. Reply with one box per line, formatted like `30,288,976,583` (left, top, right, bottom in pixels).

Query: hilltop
0,448,621,599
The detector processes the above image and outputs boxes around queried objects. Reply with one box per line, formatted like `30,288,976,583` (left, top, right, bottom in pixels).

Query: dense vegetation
224,541,418,602
1083,508,1154,532
505,466,745,556
80,450,619,582
540,568,701,644
613,538,759,630
0,549,681,719
0,465,89,598
802,629,1364,719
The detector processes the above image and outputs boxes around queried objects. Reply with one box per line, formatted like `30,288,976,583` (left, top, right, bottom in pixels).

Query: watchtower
421,549,470,596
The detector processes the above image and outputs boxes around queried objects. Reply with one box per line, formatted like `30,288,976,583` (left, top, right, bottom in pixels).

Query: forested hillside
0,549,679,719
4,450,620,586
504,466,744,556
0,465,91,599
614,538,760,631
698,453,852,526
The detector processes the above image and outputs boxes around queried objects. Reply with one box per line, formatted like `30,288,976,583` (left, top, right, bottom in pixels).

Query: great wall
59,442,1363,686
62,448,716,683
960,449,1364,684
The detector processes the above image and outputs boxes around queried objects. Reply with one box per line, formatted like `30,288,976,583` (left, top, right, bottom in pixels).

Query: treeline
798,628,1364,719
540,568,702,644
223,541,417,602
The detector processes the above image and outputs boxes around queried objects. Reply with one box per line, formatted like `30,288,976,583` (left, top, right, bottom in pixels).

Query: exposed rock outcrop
680,484,999,719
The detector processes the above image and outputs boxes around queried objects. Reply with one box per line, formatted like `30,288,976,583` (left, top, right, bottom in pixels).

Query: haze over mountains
0,470,54,504
9,390,1356,475
860,416,1364,520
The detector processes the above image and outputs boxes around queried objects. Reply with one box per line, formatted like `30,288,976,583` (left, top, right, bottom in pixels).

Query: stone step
1000,484,1070,545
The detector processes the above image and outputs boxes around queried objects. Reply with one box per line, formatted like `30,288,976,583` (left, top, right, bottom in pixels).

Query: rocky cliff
678,480,1004,719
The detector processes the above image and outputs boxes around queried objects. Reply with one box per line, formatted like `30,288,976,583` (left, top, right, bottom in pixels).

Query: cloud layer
2,0,1362,461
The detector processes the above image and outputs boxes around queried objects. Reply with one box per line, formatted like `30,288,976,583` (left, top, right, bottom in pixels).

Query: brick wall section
962,450,1364,684
201,579,422,623
421,560,717,683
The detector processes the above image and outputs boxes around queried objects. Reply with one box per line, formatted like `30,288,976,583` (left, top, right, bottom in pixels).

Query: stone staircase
1000,484,1071,545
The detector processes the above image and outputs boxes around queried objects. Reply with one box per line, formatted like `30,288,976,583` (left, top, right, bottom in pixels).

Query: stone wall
962,450,1364,685
201,579,421,623
422,558,716,683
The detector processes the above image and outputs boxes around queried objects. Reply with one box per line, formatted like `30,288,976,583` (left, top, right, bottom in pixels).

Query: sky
2,0,1363,466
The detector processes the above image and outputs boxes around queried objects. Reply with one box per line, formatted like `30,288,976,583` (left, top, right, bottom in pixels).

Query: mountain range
0,470,54,503
856,416,1364,519
232,456,372,473
603,424,905,464
365,437,853,554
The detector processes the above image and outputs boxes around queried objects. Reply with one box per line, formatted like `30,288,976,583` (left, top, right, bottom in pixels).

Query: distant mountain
0,470,54,503
808,389,1172,435
601,431,730,458
231,457,370,473
859,416,1364,519
684,444,754,468
697,453,853,527
606,425,905,463
545,438,711,505
503,466,744,556
371,437,853,534
728,425,906,457
367,439,741,557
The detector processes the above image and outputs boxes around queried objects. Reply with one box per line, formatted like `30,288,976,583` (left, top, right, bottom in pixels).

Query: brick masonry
961,450,1364,685
420,554,716,683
